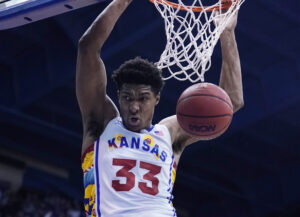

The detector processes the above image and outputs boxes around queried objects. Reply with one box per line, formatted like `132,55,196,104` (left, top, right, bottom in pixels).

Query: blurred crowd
2,185,298,217
0,186,84,217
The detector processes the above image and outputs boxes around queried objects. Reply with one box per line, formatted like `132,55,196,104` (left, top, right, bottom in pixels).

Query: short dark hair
111,57,164,95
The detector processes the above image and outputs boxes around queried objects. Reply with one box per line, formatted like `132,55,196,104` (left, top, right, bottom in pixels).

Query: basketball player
78,0,243,216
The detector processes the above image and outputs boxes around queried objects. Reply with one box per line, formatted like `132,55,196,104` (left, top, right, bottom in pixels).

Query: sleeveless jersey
82,117,177,217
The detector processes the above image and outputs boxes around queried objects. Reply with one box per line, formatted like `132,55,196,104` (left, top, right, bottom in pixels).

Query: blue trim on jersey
146,125,154,132
169,154,177,217
168,154,175,204
95,138,101,217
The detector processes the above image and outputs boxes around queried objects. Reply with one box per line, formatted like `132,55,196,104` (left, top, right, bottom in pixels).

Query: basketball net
151,0,245,82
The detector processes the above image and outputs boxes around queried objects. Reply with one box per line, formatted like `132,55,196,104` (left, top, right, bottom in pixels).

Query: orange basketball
176,82,233,139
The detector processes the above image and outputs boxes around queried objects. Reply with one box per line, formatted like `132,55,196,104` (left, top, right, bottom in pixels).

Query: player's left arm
218,11,244,113
161,11,244,156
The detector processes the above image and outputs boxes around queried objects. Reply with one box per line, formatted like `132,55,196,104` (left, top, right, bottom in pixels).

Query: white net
152,0,245,82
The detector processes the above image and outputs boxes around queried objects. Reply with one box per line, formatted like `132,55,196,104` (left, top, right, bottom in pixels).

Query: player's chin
127,125,142,133
126,118,142,132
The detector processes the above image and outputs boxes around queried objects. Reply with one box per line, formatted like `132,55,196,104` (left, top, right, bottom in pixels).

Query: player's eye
139,96,148,102
122,95,131,101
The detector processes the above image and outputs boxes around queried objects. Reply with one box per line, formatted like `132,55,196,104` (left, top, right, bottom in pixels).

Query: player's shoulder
152,122,172,142
158,115,181,147
159,115,179,138
102,116,123,131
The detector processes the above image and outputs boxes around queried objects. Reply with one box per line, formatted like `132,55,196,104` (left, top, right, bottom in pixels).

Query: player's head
112,57,164,132
112,57,164,95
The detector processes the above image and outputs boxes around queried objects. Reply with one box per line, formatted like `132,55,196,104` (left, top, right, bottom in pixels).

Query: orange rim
149,0,234,12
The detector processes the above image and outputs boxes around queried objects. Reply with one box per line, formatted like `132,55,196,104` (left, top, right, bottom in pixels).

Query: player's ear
155,92,160,105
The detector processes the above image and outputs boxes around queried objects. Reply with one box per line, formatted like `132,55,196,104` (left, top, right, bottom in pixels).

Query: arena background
0,0,299,216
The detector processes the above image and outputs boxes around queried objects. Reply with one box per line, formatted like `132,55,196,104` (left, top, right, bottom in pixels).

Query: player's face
118,84,160,132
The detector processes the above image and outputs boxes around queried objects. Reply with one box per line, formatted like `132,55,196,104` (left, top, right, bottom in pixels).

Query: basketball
176,82,233,139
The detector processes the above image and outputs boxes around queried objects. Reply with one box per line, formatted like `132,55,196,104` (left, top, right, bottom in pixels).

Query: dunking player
78,0,243,216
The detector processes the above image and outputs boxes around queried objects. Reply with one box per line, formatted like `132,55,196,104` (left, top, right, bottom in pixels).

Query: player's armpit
160,115,202,153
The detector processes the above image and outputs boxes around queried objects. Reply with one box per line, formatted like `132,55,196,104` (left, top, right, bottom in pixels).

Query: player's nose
129,101,139,113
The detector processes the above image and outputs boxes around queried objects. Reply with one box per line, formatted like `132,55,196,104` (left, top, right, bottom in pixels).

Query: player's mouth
128,116,140,127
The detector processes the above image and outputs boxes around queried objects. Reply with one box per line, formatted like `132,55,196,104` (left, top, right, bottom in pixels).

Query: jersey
82,117,177,217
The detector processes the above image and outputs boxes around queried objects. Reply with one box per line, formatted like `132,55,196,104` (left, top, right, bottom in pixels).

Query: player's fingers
212,9,220,26
221,0,229,13
212,9,217,18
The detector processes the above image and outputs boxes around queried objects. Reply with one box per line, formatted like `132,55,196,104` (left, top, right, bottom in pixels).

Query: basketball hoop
150,0,245,82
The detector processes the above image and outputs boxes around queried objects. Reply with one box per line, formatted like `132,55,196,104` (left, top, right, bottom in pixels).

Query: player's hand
213,9,239,32
224,11,238,32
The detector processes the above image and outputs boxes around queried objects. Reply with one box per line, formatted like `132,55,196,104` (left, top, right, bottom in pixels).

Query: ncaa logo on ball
189,123,216,132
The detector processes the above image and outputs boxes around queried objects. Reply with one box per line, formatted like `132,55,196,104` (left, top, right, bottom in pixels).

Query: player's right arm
76,0,133,154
